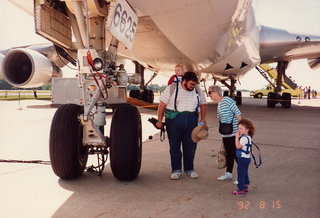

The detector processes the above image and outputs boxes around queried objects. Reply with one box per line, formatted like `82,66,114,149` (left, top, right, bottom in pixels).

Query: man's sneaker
217,172,232,181
186,171,199,179
233,180,238,185
170,172,182,180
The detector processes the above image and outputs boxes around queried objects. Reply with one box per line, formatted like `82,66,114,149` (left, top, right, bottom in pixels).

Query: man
208,85,241,182
156,72,207,180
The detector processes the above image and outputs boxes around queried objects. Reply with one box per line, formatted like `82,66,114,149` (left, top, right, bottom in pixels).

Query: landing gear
267,92,291,108
267,93,277,108
143,89,154,103
235,91,242,105
281,93,291,108
129,89,140,99
110,104,142,181
265,61,292,108
220,78,242,105
128,61,155,103
46,1,144,181
49,104,88,179
129,88,154,103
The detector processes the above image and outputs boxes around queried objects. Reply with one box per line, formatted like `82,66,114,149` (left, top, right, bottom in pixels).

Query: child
233,118,255,197
167,64,185,85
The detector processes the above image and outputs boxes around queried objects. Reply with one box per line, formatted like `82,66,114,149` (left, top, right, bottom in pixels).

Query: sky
0,0,320,90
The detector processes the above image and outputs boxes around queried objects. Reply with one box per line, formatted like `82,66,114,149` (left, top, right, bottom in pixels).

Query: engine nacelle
0,53,4,79
308,58,320,70
1,48,62,88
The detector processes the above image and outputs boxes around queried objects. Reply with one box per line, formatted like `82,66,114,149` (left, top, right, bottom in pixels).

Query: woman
208,85,241,181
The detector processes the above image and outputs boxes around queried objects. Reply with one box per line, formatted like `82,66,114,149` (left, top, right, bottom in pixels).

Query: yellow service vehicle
250,85,303,98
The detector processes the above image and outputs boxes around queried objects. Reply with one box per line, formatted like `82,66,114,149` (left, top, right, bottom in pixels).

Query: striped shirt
217,97,241,137
160,83,207,112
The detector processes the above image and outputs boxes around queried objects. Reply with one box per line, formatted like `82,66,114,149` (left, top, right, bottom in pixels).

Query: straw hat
191,125,209,143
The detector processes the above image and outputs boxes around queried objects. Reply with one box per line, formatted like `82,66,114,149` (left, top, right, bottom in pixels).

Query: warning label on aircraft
107,0,138,50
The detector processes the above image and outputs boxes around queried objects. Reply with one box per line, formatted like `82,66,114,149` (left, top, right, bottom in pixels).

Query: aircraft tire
281,93,291,108
49,104,88,179
110,104,142,181
129,89,140,99
267,93,277,108
147,90,154,103
142,89,154,103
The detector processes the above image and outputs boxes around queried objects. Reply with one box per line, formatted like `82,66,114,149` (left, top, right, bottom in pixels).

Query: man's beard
183,83,194,91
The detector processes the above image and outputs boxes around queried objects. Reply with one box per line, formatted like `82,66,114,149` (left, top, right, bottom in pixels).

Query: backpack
238,135,262,168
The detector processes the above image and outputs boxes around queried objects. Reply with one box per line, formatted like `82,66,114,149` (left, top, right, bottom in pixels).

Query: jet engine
0,53,4,79
1,48,62,88
307,58,320,70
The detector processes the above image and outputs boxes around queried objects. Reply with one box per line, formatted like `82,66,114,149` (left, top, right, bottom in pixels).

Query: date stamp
235,200,281,210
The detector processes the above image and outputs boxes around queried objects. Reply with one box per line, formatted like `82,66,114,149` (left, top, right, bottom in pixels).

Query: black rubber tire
110,104,142,181
142,89,154,103
281,93,291,108
267,93,277,108
142,89,148,102
255,93,263,99
49,104,88,180
129,90,139,98
147,90,154,103
236,91,242,105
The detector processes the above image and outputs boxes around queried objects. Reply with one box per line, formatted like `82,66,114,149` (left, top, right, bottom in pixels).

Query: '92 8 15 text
235,200,281,210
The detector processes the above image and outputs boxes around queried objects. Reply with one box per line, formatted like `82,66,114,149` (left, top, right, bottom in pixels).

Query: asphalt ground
0,97,319,218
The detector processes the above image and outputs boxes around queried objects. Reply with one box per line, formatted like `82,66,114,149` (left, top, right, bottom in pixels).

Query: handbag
216,143,227,169
219,122,233,134
218,113,235,135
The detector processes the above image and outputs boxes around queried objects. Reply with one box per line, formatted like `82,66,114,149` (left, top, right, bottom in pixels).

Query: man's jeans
165,112,198,173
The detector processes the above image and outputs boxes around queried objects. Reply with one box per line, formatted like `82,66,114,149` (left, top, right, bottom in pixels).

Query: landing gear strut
220,78,242,105
45,0,143,181
266,61,292,108
129,61,155,103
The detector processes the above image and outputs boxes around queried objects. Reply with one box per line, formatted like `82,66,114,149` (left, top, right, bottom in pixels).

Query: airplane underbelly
122,0,245,69
123,0,257,76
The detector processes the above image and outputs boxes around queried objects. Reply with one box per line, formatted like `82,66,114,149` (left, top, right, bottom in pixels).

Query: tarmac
0,96,319,218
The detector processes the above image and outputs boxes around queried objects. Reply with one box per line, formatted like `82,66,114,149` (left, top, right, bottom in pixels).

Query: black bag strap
218,98,235,122
251,141,262,168
218,111,235,123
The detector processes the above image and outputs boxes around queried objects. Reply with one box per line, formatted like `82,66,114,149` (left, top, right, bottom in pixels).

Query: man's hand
155,121,163,129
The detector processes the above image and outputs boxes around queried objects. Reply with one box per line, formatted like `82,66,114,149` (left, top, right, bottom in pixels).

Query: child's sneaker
232,190,245,197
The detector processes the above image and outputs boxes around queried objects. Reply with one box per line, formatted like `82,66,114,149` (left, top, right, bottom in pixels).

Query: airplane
0,0,320,181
